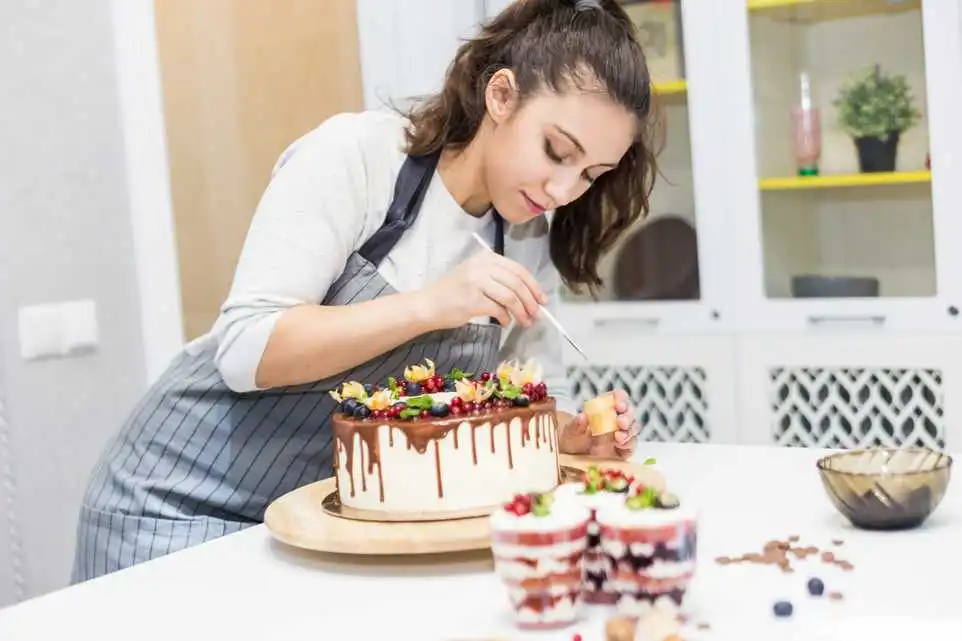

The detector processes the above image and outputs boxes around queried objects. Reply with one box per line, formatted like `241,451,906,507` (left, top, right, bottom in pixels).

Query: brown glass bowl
816,448,952,530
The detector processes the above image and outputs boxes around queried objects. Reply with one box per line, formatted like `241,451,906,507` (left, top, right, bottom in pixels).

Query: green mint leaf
387,376,398,391
399,408,422,419
404,395,434,409
644,457,656,466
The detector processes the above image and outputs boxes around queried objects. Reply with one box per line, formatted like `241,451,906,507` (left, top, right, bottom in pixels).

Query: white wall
356,0,486,110
0,0,160,606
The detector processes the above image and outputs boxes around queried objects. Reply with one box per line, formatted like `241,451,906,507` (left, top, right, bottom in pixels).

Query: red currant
480,372,491,382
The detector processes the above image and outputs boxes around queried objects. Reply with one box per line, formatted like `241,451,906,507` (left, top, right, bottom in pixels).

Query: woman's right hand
422,252,548,330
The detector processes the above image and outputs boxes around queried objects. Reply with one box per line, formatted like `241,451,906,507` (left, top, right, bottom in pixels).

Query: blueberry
407,382,423,396
773,601,793,618
443,379,456,392
353,404,371,419
363,383,374,395
807,577,825,597
430,404,450,418
341,399,359,415
512,396,530,407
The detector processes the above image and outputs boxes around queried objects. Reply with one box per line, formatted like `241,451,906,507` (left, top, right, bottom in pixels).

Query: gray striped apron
71,152,506,582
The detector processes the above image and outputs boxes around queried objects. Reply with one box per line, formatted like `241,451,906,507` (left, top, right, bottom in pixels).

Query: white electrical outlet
17,299,99,361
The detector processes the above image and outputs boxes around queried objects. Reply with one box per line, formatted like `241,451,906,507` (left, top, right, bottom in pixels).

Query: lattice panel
770,368,944,449
567,366,710,443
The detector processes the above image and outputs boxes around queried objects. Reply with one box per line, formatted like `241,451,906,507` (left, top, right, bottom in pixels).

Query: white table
1,443,960,641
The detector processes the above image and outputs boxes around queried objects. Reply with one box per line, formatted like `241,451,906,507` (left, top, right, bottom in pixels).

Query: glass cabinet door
559,0,730,335
727,0,962,332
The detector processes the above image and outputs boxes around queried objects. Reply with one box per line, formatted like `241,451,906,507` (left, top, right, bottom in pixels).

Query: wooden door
154,0,365,339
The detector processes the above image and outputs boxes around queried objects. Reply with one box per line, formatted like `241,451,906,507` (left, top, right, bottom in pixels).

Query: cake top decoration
625,484,680,511
503,492,553,517
582,465,634,494
331,358,551,420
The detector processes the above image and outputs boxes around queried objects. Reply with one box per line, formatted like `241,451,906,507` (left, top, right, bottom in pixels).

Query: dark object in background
855,132,900,172
613,214,699,301
791,275,880,298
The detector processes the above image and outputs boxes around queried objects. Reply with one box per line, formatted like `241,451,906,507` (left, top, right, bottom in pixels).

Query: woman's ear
485,68,520,125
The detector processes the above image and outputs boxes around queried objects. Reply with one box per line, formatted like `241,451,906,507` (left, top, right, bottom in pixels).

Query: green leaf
387,376,398,391
644,457,657,466
499,384,522,400
404,395,434,409
399,408,422,419
445,368,473,381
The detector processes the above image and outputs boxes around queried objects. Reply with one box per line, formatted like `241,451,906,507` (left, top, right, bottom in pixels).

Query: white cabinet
365,0,962,450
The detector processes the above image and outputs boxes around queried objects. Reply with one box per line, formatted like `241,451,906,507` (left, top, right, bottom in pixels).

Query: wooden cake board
263,454,667,556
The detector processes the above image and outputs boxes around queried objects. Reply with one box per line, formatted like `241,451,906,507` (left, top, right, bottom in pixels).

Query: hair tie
573,0,601,10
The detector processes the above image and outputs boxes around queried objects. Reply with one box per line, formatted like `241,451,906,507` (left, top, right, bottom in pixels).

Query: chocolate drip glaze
332,399,558,503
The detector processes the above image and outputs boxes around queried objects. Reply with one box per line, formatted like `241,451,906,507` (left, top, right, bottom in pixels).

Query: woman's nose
545,173,582,208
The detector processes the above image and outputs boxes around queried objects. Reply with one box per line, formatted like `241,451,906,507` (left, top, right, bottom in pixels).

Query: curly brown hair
402,0,661,294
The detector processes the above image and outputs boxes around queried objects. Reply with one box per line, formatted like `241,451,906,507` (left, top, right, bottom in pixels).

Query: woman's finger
492,253,547,304
481,280,533,327
491,264,542,322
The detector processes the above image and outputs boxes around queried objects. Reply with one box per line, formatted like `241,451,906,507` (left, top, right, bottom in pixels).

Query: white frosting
553,481,629,512
493,538,585,560
490,499,590,533
336,412,560,513
596,499,696,528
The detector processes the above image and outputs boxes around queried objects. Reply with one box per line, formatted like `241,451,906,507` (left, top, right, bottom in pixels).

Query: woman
71,0,659,582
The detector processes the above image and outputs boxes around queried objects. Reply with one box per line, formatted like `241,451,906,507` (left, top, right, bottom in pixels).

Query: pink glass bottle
792,72,821,176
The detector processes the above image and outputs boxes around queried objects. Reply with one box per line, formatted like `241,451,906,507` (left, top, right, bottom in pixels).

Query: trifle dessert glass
553,465,635,603
596,484,697,619
490,492,591,629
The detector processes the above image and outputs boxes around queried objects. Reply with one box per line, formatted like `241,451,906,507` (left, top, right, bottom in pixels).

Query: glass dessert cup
554,466,635,604
596,488,697,619
490,493,591,629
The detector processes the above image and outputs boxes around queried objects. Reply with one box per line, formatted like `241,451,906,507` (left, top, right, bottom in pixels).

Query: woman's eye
543,140,563,163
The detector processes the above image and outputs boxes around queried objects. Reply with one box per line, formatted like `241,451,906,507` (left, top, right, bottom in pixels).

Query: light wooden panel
155,1,365,339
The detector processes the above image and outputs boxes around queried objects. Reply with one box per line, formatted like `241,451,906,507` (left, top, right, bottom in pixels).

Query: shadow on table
264,537,495,577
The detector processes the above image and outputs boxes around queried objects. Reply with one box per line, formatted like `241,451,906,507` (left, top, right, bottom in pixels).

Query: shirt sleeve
210,114,371,393
498,253,579,416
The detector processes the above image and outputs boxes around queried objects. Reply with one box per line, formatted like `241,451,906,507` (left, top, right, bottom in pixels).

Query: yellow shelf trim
758,170,931,190
653,80,687,95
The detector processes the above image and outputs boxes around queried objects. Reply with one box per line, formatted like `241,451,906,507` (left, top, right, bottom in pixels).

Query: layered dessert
554,465,636,603
329,359,561,517
596,485,697,619
490,492,591,628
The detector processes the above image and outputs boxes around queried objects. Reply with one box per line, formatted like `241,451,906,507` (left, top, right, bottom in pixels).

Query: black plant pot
854,132,900,173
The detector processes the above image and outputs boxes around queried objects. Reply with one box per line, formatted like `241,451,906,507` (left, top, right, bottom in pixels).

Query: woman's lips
522,191,546,214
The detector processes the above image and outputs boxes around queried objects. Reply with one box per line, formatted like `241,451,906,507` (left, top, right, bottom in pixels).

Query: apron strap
358,150,507,327
358,153,440,268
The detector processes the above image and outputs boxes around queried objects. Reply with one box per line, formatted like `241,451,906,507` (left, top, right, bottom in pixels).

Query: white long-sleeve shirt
197,110,576,414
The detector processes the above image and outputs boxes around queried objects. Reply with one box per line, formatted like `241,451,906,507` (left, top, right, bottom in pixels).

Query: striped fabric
71,155,505,583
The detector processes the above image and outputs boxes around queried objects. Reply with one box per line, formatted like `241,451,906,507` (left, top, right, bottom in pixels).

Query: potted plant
833,64,921,173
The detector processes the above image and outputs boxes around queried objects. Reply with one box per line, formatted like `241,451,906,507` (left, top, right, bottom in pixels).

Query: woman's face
482,71,637,225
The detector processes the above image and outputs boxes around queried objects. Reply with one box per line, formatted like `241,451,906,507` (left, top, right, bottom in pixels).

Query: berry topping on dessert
331,359,552,420
625,484,680,511
582,465,635,494
504,492,554,517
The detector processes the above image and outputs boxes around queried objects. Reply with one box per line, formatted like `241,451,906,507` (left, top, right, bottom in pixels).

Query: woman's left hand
559,389,640,460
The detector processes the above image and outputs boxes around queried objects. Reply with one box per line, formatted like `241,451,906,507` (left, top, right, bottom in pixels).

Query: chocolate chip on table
828,591,844,601
788,535,800,542
832,539,845,546
696,622,711,631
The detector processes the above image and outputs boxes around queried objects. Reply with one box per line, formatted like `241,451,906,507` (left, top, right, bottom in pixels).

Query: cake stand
263,455,667,556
